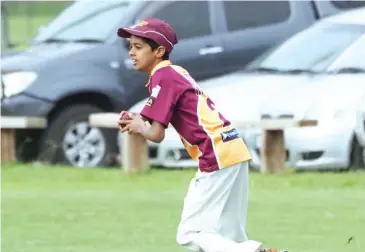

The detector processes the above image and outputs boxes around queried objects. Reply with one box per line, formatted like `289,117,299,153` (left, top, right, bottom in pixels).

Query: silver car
250,10,365,170
253,75,365,170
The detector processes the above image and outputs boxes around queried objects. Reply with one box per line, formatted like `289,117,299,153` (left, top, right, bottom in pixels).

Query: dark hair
143,37,170,60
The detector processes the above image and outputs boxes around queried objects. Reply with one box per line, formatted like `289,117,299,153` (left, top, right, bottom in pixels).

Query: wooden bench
233,118,317,173
1,116,47,163
89,112,317,173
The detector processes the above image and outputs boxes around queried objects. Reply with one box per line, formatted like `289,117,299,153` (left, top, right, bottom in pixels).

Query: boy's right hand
118,111,133,131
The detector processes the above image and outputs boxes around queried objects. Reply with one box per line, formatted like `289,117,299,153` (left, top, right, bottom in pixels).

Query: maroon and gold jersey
140,61,251,172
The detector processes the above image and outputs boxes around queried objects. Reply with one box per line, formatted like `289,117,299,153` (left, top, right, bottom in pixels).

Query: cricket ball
119,111,132,128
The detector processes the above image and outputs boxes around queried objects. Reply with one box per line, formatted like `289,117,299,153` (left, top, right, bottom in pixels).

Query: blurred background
1,0,365,170
1,1,365,252
1,1,71,50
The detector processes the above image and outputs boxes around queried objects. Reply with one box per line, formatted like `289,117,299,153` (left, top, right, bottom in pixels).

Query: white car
253,75,365,170
127,7,365,169
250,8,365,170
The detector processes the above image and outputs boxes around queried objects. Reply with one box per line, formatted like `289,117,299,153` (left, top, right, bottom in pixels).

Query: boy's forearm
139,124,164,143
139,114,148,122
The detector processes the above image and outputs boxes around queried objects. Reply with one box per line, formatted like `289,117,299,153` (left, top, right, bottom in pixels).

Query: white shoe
237,240,262,252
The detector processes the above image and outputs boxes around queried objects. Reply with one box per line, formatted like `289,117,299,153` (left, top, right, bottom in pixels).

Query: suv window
223,1,290,31
135,1,211,40
33,1,131,43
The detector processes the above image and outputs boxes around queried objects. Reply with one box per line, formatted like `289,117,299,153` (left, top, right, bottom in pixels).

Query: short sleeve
140,76,181,128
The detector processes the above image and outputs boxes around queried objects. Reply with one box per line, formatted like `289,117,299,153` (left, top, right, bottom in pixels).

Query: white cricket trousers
176,161,254,252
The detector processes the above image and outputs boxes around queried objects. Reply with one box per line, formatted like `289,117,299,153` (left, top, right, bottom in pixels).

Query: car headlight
1,71,37,98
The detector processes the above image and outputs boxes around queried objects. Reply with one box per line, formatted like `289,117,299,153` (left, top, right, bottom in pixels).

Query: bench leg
1,129,15,163
122,133,149,173
261,129,286,173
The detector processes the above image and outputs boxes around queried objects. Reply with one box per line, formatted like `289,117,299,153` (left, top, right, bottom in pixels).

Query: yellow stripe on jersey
197,94,251,169
169,62,251,169
180,136,202,161
171,65,188,76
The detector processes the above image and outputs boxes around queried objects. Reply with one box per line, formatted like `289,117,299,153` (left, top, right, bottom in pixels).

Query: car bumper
1,93,53,116
250,125,354,170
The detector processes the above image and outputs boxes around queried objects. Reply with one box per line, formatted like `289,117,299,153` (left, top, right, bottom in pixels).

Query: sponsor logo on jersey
146,97,155,107
221,128,240,142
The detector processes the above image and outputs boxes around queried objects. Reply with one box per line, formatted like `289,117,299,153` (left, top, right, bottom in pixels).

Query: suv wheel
39,104,118,167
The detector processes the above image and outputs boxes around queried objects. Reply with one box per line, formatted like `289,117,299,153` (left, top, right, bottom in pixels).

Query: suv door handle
199,46,223,56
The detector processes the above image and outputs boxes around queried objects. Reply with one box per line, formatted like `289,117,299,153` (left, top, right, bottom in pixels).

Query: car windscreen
245,23,365,73
328,35,365,73
33,0,131,43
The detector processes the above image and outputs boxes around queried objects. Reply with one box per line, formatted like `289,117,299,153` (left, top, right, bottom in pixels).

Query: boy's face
128,35,165,73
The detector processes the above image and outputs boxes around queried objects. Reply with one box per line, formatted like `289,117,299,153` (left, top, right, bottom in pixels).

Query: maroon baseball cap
117,17,178,53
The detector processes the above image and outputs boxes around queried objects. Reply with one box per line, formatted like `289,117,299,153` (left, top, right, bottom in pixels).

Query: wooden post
261,130,286,173
122,133,149,173
1,116,47,163
235,118,317,173
259,119,317,173
1,129,15,163
89,113,150,172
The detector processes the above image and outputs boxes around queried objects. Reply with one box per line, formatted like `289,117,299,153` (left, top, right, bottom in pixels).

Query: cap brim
117,28,132,38
117,28,151,40
117,27,173,53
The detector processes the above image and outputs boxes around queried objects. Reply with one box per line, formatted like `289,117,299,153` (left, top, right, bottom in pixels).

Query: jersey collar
145,60,172,89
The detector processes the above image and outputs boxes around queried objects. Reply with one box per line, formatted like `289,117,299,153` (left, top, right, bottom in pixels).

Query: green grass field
2,163,365,252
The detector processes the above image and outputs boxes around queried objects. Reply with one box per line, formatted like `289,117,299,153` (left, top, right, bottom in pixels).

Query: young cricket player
117,17,287,252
